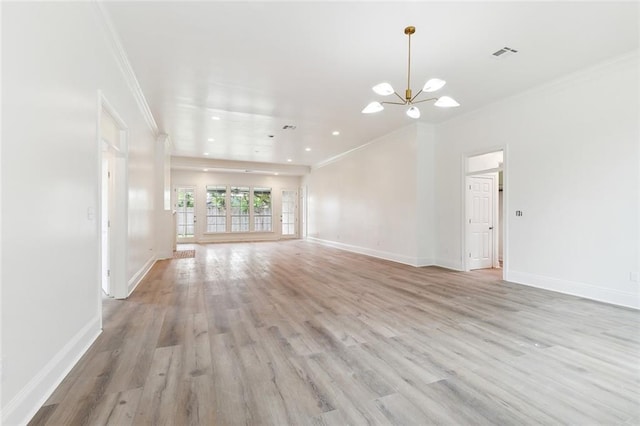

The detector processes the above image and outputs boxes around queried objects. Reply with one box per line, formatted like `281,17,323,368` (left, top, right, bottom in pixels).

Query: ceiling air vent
282,125,297,130
492,47,518,59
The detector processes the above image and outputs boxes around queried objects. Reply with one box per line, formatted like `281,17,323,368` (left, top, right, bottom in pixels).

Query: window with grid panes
206,185,227,233
253,187,272,231
230,186,250,232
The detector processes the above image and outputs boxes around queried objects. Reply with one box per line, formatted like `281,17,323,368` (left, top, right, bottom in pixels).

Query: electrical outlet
0,358,4,382
631,272,640,283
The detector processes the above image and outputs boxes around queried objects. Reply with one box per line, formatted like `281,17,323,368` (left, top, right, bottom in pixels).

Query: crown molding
171,156,310,176
313,123,419,170
94,1,158,135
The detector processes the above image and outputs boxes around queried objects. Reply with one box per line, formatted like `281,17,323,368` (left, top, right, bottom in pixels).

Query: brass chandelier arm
381,101,409,106
394,92,406,103
411,97,439,105
410,89,423,103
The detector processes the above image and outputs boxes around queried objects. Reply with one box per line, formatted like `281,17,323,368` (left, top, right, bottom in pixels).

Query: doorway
281,189,298,238
464,149,504,273
175,186,196,242
98,92,128,307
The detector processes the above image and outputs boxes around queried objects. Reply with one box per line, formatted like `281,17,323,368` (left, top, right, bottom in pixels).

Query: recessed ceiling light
203,152,209,155
305,147,311,152
211,116,220,120
203,168,208,172
274,172,279,176
332,131,340,136
207,138,214,142
287,158,292,162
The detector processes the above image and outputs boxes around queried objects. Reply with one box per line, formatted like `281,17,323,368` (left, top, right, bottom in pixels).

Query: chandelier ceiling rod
406,26,413,103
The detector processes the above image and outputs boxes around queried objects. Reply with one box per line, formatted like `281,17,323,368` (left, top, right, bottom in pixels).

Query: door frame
462,147,507,274
97,91,129,316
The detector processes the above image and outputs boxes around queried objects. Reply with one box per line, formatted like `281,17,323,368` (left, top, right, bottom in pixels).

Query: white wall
304,124,437,266
155,135,174,259
171,169,301,242
435,52,639,308
1,3,158,424
416,123,437,265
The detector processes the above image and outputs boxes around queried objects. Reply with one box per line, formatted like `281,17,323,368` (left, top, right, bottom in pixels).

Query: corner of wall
126,255,157,297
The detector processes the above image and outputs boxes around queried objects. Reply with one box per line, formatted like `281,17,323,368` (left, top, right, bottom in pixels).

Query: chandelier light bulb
423,78,446,92
406,106,421,119
434,96,460,108
362,101,384,114
372,82,395,96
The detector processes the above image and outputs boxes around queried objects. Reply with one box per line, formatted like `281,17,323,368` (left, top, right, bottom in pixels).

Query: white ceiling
103,1,639,170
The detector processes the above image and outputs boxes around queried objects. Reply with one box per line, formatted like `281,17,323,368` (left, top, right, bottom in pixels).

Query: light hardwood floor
30,241,640,425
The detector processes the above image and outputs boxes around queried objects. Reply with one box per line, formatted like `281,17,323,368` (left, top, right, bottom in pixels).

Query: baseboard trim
415,257,436,267
508,270,640,310
196,235,282,244
434,258,464,271
1,315,102,426
127,255,156,296
306,237,423,267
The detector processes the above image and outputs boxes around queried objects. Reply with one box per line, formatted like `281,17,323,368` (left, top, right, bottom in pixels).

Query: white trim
415,257,436,268
197,234,287,244
1,316,101,426
127,256,157,297
508,271,640,310
94,3,158,135
467,167,501,177
306,237,428,267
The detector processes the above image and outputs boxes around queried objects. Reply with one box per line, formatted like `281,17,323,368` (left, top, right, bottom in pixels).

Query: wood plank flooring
29,241,640,425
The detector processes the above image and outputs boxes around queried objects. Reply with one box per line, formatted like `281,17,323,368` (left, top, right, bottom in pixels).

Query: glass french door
176,186,196,240
281,189,298,237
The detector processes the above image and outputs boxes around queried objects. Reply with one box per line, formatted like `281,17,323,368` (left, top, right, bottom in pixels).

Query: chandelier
362,26,460,119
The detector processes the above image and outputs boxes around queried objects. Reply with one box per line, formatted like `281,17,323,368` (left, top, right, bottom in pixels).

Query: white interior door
281,189,298,237
468,175,494,270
